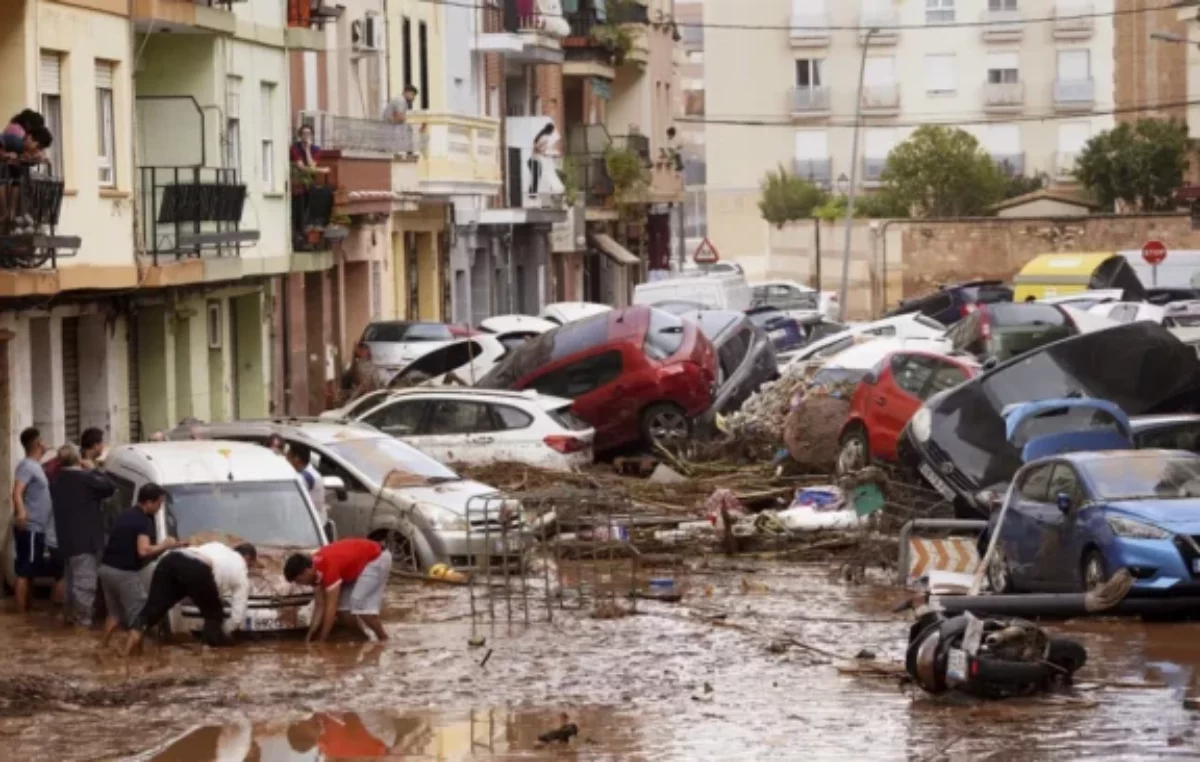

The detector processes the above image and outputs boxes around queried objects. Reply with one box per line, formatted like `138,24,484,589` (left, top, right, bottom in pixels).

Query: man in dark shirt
51,442,115,627
97,483,178,647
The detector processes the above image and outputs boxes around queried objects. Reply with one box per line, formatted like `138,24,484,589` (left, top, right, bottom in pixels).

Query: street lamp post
837,28,878,322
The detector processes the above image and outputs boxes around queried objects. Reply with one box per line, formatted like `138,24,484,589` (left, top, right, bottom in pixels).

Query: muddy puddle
0,563,1198,760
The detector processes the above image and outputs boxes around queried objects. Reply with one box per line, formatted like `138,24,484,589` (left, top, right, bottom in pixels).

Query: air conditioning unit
352,13,383,52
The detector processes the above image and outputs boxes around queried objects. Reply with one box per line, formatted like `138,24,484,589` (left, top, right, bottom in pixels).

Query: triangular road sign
693,237,719,265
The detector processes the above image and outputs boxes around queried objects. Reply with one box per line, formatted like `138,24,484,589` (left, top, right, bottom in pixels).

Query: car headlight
418,503,468,532
910,406,932,443
1106,515,1170,540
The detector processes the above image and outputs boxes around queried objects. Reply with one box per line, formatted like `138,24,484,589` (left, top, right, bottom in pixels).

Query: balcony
566,123,615,209
137,166,258,266
286,0,340,51
992,153,1025,176
982,9,1022,41
860,9,900,45
506,116,568,213
563,2,623,76
1054,78,1095,111
861,84,900,116
982,81,1025,113
407,113,501,197
0,164,79,269
791,86,831,118
863,157,887,185
131,0,242,34
790,13,831,47
793,158,832,188
301,112,416,156
474,0,569,63
290,174,341,254
1054,2,1093,39
1055,152,1079,181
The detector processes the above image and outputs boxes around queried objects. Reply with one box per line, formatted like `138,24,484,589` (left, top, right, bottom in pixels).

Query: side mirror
322,475,348,502
1056,492,1072,513
982,356,999,370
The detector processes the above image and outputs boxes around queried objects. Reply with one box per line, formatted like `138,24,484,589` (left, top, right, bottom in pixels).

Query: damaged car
900,322,1200,516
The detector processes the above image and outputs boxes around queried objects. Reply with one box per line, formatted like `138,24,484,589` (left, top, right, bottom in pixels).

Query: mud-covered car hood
918,323,1200,494
383,479,500,516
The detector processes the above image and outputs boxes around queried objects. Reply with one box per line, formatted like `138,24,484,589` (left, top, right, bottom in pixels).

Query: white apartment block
704,0,1117,261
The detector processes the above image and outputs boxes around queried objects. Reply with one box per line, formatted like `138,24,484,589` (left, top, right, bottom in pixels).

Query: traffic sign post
693,237,719,266
1142,240,1167,286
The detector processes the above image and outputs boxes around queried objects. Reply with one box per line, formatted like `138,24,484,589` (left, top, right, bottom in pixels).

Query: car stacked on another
477,306,718,452
386,335,509,388
678,309,778,422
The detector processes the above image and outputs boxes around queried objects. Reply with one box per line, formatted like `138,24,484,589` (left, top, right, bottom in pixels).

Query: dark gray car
680,310,778,420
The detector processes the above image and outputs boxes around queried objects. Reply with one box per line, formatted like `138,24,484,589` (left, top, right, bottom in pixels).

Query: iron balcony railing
566,6,602,38
566,123,615,206
300,112,416,155
138,166,257,265
291,173,336,252
0,162,77,269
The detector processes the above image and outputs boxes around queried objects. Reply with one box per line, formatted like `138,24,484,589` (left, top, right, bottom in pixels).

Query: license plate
244,616,288,632
919,462,957,501
946,648,968,683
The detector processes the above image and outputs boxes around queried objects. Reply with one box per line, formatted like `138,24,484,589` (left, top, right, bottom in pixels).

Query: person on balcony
382,85,419,124
529,121,565,198
290,124,327,174
291,125,330,246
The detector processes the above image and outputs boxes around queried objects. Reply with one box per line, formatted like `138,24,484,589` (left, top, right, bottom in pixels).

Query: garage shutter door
61,316,80,445
128,317,141,442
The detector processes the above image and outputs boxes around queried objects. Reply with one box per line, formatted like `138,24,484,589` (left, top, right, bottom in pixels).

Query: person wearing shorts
284,538,392,643
97,483,178,646
11,427,62,612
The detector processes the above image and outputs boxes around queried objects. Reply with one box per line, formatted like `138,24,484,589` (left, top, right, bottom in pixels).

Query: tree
880,125,1007,217
813,191,908,221
1073,118,1189,212
757,165,827,228
1003,172,1049,200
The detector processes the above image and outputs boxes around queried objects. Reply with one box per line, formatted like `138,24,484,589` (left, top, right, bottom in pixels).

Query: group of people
10,426,393,653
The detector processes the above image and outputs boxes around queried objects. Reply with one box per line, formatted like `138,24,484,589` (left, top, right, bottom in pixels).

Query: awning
590,233,639,266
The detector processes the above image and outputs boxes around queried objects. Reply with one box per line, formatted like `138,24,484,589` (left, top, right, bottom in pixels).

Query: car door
867,354,935,460
1041,462,1088,590
483,402,543,464
1000,462,1056,589
305,443,376,539
419,399,505,464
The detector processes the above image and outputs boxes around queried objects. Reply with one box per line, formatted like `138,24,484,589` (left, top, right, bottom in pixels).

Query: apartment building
705,0,1118,264
675,0,705,257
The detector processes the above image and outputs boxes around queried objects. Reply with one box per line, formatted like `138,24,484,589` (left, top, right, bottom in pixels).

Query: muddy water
0,563,1197,760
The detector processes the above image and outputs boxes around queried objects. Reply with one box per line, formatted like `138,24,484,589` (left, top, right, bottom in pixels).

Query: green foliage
757,165,827,228
1003,172,1049,200
591,23,634,65
1073,118,1189,212
559,157,581,207
604,145,648,204
812,191,908,221
880,125,1007,217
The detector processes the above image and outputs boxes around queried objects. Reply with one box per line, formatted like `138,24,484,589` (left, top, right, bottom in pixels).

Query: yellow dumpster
1012,252,1146,302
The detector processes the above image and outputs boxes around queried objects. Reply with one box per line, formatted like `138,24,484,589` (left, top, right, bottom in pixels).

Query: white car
539,302,612,326
356,320,456,373
385,335,509,387
479,314,556,350
751,279,839,321
348,388,595,470
780,313,948,370
1087,301,1168,326
1038,289,1124,311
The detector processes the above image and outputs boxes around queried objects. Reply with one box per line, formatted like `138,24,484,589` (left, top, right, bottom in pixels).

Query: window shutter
95,61,115,90
40,53,61,95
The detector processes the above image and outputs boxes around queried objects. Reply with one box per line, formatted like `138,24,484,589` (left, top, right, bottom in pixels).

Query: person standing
381,85,419,124
98,483,178,646
124,542,257,655
285,443,326,531
283,539,392,643
12,427,60,613
50,443,115,627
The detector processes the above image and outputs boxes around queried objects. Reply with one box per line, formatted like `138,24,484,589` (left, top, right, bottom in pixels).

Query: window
986,52,1019,84
795,59,822,88
527,351,623,399
1057,120,1091,152
989,0,1017,9
225,76,242,174
718,328,753,381
1019,463,1053,502
364,400,429,435
39,53,63,178
794,131,828,162
95,61,116,187
1057,49,1090,81
428,401,496,435
924,54,956,95
763,284,818,311
944,312,985,355
493,405,534,430
926,0,955,24
926,361,970,396
260,82,276,191
982,124,1021,155
1047,464,1084,505
891,355,936,397
167,481,322,548
418,20,430,110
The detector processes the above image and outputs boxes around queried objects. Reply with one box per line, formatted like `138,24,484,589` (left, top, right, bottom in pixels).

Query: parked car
885,280,1013,326
539,302,612,326
750,279,838,321
1038,289,1124,311
899,322,1200,516
100,441,327,636
650,300,711,316
478,315,556,350
943,303,1080,364
746,306,805,355
837,349,979,474
781,313,949,371
985,406,1200,595
679,310,777,420
634,272,752,312
1164,300,1200,328
167,420,522,572
1148,287,1200,306
355,321,456,374
344,387,594,470
477,306,718,452
386,335,508,387
1087,301,1168,326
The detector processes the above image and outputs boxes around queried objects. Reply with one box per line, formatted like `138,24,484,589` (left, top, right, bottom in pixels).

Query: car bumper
175,597,313,634
899,426,989,519
1109,538,1200,595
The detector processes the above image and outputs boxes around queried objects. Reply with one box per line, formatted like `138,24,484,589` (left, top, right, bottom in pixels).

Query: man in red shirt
284,538,392,642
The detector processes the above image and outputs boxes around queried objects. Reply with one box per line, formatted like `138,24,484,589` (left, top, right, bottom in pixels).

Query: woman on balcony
529,121,565,199
291,125,330,247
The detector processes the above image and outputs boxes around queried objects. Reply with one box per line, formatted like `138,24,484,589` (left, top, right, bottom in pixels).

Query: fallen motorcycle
904,605,1087,699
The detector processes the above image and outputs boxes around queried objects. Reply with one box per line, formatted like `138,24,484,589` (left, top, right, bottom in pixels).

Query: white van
103,441,327,637
632,271,752,312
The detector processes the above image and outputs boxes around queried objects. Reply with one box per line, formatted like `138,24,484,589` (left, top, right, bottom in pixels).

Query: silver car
680,310,778,422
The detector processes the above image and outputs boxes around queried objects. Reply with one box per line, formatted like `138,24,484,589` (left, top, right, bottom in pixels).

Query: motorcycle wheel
1046,637,1088,676
970,655,1057,687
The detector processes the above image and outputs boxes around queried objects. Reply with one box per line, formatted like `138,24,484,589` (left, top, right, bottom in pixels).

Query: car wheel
836,426,870,475
371,527,421,573
1081,550,1108,592
642,403,690,451
987,546,1014,594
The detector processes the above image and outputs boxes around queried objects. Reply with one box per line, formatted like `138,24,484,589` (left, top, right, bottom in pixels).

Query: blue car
986,399,1200,595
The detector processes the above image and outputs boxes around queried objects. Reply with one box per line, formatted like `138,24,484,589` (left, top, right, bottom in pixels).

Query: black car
899,322,1200,516
886,280,1013,326
1147,287,1200,306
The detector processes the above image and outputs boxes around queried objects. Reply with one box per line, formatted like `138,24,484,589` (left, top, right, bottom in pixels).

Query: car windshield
403,323,453,341
1135,421,1200,452
644,309,686,360
362,322,410,342
166,481,322,548
1083,455,1200,501
326,436,460,488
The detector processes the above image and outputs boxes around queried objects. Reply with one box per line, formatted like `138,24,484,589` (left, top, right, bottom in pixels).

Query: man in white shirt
286,443,328,535
124,541,256,655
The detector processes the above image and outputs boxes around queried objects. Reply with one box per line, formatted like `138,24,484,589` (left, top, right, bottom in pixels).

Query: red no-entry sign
1142,239,1168,266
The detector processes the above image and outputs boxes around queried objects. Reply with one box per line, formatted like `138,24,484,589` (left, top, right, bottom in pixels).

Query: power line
415,0,1186,33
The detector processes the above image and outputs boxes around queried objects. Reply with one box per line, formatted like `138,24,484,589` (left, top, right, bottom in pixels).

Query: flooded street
0,562,1198,760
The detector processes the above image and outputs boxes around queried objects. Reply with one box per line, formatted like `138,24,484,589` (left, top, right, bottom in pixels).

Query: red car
837,350,979,473
477,306,718,452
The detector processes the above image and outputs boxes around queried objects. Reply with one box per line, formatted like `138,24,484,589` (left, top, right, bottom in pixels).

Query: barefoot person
124,542,257,655
98,483,178,646
284,539,392,643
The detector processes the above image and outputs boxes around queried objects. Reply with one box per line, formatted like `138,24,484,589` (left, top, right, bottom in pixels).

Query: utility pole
838,28,878,321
